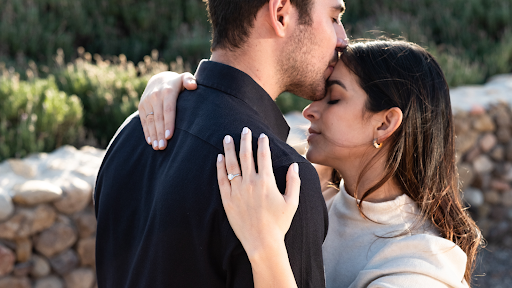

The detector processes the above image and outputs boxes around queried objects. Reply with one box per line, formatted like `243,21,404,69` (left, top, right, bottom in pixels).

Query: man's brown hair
204,0,313,51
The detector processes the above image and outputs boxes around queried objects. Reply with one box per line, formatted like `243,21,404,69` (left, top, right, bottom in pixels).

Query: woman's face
302,61,380,168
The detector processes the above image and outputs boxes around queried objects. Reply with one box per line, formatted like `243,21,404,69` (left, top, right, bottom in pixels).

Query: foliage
0,66,83,161
0,0,210,66
51,48,169,147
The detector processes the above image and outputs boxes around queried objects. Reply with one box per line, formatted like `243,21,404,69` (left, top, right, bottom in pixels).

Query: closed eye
327,100,339,105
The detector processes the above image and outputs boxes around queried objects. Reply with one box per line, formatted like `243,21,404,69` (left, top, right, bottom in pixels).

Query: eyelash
327,100,339,105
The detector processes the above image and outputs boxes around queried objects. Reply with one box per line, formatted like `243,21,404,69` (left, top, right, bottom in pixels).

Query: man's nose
336,23,349,50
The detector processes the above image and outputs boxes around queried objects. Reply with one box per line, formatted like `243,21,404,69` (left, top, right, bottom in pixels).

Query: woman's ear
268,0,293,37
375,107,403,144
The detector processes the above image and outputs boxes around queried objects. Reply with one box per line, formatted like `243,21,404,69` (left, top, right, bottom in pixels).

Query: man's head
206,0,314,51
205,0,347,100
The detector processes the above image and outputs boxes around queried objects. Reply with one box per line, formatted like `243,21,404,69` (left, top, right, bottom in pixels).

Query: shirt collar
194,60,290,142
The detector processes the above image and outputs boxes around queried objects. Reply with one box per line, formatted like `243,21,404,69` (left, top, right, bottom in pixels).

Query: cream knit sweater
322,183,468,288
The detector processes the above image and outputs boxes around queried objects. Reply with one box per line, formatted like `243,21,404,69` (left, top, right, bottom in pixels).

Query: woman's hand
216,127,301,258
138,71,197,150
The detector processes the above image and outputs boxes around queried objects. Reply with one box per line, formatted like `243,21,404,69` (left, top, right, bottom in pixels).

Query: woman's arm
216,127,300,288
138,71,197,150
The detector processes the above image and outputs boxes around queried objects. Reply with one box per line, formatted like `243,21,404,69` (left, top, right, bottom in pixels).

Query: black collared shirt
95,60,328,288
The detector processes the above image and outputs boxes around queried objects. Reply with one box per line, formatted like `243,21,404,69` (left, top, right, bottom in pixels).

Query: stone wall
0,146,104,288
0,74,511,287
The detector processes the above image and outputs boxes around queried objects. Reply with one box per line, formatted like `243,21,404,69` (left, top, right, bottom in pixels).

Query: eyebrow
332,3,346,15
327,79,347,91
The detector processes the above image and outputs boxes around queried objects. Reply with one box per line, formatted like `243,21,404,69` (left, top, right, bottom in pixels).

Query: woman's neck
334,156,403,203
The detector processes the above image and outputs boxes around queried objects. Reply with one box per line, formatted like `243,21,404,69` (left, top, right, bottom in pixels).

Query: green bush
342,0,512,85
51,48,170,147
0,67,83,161
0,0,210,65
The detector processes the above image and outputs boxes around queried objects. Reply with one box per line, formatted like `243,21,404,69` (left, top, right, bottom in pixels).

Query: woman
138,40,482,287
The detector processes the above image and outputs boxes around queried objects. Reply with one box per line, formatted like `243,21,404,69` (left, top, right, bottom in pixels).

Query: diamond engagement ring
228,173,241,181
146,112,154,118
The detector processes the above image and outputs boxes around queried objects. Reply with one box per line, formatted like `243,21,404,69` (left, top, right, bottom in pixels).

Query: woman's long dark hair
335,40,482,285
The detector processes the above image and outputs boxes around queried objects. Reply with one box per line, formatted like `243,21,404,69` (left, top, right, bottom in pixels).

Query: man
94,0,348,287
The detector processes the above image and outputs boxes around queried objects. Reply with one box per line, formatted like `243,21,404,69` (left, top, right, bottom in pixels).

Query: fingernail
159,140,164,148
224,135,231,144
165,130,171,138
147,137,151,144
217,154,223,162
242,127,249,135
259,133,266,139
153,140,158,148
190,79,196,84
293,163,299,173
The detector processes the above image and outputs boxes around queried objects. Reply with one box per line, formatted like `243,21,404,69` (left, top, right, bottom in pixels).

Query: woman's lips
307,128,320,141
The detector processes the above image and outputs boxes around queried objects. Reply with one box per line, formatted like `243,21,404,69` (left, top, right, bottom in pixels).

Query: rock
8,159,37,178
0,189,14,221
53,177,92,215
0,277,31,288
496,128,511,143
74,212,97,239
455,132,479,155
490,145,505,161
492,105,511,127
472,155,494,174
0,244,15,276
49,249,79,275
463,187,484,207
472,113,495,132
12,261,33,277
490,206,508,221
457,163,474,189
464,146,481,162
506,142,512,162
490,179,510,191
503,190,512,207
31,204,58,234
34,276,64,288
35,223,77,257
484,190,501,204
479,133,497,152
488,220,509,241
77,237,96,267
478,204,490,219
31,255,51,278
0,204,56,240
15,238,32,262
64,268,95,288
12,180,62,206
453,116,471,135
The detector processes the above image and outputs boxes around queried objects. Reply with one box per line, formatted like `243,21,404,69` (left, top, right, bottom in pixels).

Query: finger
162,87,177,141
138,104,151,144
152,88,166,150
257,133,273,176
284,163,301,209
217,154,232,200
181,72,197,91
239,127,255,178
143,97,158,150
223,135,242,183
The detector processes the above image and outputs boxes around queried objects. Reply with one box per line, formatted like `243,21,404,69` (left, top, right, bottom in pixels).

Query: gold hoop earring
373,139,382,149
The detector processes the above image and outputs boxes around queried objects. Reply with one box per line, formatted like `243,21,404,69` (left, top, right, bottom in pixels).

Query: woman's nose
303,103,318,121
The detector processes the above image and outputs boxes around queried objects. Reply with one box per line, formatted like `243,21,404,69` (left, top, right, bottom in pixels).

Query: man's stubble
278,23,328,101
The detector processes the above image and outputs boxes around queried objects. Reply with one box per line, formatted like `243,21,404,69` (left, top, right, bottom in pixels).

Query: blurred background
1,0,512,159
0,0,512,287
